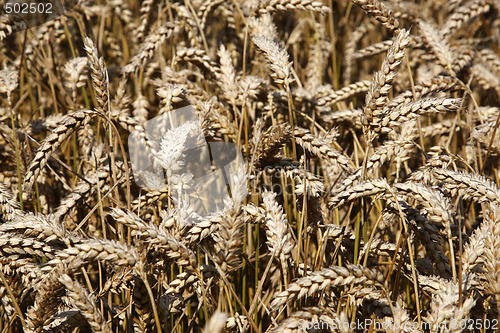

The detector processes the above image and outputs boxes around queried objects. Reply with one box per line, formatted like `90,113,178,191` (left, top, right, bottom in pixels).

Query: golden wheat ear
270,264,385,311
23,110,94,195
83,37,109,114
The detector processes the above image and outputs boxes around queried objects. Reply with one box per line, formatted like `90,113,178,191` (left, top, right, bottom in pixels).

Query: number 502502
4,2,53,14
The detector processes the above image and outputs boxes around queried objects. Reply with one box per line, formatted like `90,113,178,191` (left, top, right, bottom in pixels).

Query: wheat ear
362,29,411,131
60,274,111,333
431,168,500,205
256,0,331,15
83,37,109,113
270,264,384,311
350,0,400,30
0,183,21,221
23,110,93,194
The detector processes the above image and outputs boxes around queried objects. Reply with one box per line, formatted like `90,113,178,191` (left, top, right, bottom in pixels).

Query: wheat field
0,0,499,332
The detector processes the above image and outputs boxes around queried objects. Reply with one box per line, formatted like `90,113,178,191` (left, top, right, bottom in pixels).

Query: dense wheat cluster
0,0,499,332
